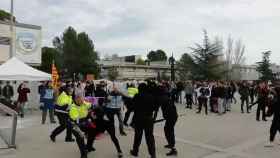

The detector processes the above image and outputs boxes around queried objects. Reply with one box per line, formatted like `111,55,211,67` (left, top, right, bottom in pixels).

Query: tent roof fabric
0,57,51,81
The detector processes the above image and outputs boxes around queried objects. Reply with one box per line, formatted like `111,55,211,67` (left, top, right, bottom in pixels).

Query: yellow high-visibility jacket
56,92,73,107
69,101,91,121
127,87,139,97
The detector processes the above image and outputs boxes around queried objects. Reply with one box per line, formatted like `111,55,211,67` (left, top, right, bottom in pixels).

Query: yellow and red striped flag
51,62,59,89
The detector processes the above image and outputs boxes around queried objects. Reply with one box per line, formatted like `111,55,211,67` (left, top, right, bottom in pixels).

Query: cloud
0,0,279,64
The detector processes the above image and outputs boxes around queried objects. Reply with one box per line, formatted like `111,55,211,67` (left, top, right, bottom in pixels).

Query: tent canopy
0,57,51,81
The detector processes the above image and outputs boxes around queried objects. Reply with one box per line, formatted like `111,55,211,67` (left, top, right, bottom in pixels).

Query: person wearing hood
158,83,178,156
130,83,157,158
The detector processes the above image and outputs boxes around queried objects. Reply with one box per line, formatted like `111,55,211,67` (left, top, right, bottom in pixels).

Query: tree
107,67,119,81
147,49,167,61
136,58,146,65
189,30,224,80
233,39,246,65
256,51,274,81
53,26,99,78
177,53,195,80
0,9,16,22
223,36,246,80
40,47,58,73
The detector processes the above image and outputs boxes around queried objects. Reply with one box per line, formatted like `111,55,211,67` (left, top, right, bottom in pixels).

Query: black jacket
239,85,250,99
267,96,280,119
157,88,178,120
94,88,108,106
132,92,156,124
3,85,14,98
85,84,95,97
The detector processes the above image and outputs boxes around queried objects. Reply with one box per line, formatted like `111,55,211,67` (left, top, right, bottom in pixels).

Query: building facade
0,21,42,65
231,64,280,81
98,56,171,80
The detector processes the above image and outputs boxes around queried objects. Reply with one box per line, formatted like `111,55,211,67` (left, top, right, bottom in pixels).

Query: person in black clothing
249,83,255,104
216,82,226,114
158,83,178,156
94,83,108,107
59,81,72,94
197,84,210,115
85,81,95,97
210,83,219,113
229,82,237,104
176,81,184,104
265,86,280,147
88,106,123,157
3,81,14,102
239,82,250,113
130,83,156,158
256,82,269,121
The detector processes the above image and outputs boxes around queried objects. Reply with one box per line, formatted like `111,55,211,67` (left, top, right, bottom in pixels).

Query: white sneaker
264,142,274,147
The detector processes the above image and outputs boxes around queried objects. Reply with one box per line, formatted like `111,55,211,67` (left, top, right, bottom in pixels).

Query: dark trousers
270,118,280,142
250,95,254,104
257,100,266,120
42,108,55,124
133,122,156,157
209,97,215,112
241,98,249,113
105,108,125,133
90,120,122,153
164,117,177,148
51,113,73,140
72,125,87,157
185,94,193,108
198,97,208,115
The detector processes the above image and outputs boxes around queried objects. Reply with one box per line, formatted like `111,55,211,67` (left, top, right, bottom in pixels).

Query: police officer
50,87,74,142
130,83,156,158
158,83,178,156
69,96,95,158
123,84,138,126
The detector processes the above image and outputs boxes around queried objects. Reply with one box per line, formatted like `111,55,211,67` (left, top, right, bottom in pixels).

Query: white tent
0,57,51,81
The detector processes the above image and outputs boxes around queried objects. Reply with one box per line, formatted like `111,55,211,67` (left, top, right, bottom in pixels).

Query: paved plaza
0,102,280,158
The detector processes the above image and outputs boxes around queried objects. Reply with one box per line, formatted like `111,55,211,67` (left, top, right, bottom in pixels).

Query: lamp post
9,0,15,59
169,53,175,82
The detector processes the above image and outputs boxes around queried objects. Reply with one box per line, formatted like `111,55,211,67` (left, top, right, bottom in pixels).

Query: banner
51,62,59,89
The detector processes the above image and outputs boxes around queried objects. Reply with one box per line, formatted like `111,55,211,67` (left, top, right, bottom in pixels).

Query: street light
9,0,15,59
169,53,175,82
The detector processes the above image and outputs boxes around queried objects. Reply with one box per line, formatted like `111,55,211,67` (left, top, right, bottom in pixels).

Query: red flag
51,62,59,89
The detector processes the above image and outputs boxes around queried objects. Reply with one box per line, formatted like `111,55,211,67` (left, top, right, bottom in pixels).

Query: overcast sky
1,0,279,64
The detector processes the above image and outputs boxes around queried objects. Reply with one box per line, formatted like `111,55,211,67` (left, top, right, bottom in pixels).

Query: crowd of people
1,79,280,157
40,80,178,158
0,81,30,118
174,81,273,121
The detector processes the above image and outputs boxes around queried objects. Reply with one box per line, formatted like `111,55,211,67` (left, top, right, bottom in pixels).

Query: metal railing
0,103,17,149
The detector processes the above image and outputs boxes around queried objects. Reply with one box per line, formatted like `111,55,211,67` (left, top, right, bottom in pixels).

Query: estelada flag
51,62,59,89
